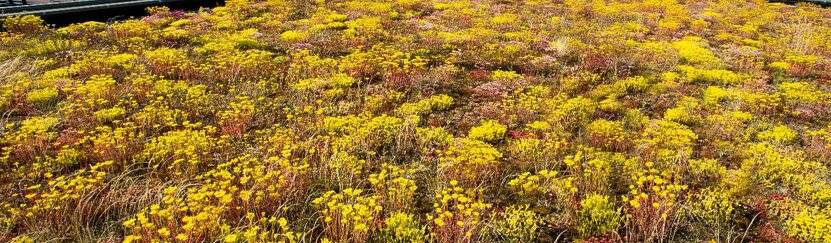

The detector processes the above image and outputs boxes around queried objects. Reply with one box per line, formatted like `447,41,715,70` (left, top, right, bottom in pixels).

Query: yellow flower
157,227,171,237
225,234,238,243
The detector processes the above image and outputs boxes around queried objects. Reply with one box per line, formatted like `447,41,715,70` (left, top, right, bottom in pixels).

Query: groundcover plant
1,0,831,242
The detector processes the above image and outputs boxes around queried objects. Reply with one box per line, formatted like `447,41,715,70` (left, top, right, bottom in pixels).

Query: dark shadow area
770,0,831,7
36,0,224,27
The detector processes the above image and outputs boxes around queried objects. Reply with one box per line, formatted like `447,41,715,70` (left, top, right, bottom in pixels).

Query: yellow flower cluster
1,116,61,179
787,208,831,243
2,0,831,241
217,96,255,137
778,81,829,118
586,119,627,149
701,86,731,108
94,106,126,123
735,90,781,116
85,122,145,162
663,97,700,124
491,204,539,242
19,160,113,228
623,162,687,210
338,45,427,80
687,159,726,188
26,87,59,109
676,65,746,86
757,125,797,144
427,180,492,243
379,212,427,242
768,197,831,243
613,76,649,93
1,15,46,34
490,70,523,81
549,96,596,130
312,188,382,242
280,30,308,43
124,154,306,242
64,74,117,112
622,162,687,241
368,163,417,212
671,37,722,68
467,120,507,143
292,73,357,93
686,188,734,241
416,126,454,148
565,147,637,195
440,138,503,185
575,194,622,238
506,138,543,168
639,120,698,164
500,86,548,125
508,170,577,207
395,94,454,117
806,125,831,161
138,124,221,177
144,47,193,79
322,113,403,151
779,82,825,105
